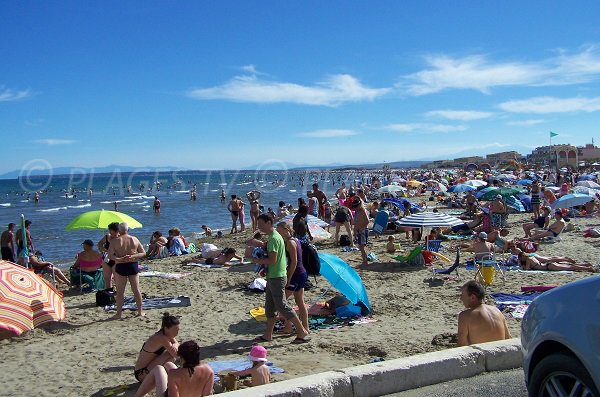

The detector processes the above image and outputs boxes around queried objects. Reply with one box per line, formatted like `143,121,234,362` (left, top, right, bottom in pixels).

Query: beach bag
339,235,351,246
95,288,115,307
421,250,434,265
248,278,266,292
301,242,321,276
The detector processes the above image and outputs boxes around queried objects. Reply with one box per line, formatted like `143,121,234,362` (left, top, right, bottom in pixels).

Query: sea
0,170,363,267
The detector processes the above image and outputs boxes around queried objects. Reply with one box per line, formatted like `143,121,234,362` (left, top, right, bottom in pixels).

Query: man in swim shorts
108,223,146,319
1,223,15,262
352,198,370,266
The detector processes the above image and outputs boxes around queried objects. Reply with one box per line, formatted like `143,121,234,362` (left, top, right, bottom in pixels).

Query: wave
67,203,92,209
0,203,11,207
77,199,91,202
289,190,297,192
131,201,149,205
142,205,151,208
141,195,156,199
100,201,114,204
37,206,68,212
20,200,30,203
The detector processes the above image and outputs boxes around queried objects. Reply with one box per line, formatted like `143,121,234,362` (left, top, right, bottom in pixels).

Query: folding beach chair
424,239,443,253
394,246,424,266
431,248,461,280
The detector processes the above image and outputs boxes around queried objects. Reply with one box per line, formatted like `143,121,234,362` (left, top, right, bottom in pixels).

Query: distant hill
0,165,185,179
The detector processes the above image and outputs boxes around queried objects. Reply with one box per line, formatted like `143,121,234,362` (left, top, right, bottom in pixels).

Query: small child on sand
386,235,396,253
230,345,270,387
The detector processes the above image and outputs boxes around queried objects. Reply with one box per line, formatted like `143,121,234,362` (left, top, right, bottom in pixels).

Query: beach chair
431,248,461,280
424,239,443,253
394,246,424,266
34,266,57,286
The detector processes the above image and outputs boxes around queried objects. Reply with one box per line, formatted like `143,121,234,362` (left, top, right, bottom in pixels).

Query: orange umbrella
0,260,66,338
407,180,423,187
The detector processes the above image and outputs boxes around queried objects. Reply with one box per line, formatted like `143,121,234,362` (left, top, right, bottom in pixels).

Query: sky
1,1,600,174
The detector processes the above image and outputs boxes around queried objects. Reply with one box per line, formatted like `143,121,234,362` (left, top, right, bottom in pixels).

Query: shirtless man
1,223,15,262
228,195,241,234
528,210,566,241
15,220,34,266
312,183,328,218
457,280,511,346
459,232,496,260
352,198,370,266
165,341,214,397
108,223,146,319
335,182,347,201
489,195,507,229
465,191,476,216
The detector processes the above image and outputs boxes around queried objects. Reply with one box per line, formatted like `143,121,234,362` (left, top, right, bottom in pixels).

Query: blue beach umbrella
517,179,533,186
505,195,525,212
550,193,594,210
447,184,476,193
381,198,419,212
319,253,371,314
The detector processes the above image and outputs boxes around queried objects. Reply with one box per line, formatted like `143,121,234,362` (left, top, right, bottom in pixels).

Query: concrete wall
220,338,522,396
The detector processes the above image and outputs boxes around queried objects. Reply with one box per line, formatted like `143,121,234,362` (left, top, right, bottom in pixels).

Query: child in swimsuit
229,345,270,387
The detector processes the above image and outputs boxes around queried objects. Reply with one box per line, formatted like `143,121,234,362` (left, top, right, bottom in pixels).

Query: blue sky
1,1,600,174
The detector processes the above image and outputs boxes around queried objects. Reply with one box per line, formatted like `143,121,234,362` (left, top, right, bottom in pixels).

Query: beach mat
105,295,191,311
464,262,573,273
208,358,284,382
490,292,543,305
139,271,192,279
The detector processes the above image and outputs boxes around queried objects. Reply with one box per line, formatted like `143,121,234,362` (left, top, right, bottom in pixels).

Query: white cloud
296,129,358,138
385,123,467,133
241,64,259,74
187,73,390,106
425,110,494,121
0,87,31,102
402,45,600,95
32,139,77,146
507,119,546,126
498,96,600,113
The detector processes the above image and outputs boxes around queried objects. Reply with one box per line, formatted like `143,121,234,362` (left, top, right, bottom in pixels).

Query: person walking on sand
458,280,511,346
108,223,146,319
252,214,310,344
352,198,370,266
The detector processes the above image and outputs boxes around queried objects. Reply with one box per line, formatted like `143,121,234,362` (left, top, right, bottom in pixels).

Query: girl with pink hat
229,345,270,387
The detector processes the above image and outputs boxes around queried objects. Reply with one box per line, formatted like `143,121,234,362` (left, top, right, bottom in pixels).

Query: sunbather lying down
518,251,598,272
512,248,576,264
181,248,243,266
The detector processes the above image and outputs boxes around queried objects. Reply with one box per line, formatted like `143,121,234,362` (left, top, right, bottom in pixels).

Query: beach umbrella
447,184,476,193
318,253,371,314
425,181,447,193
517,179,533,186
573,186,600,196
576,180,600,189
505,195,525,212
550,193,594,210
0,260,66,338
496,174,517,180
377,185,407,194
407,180,423,187
381,198,419,211
279,214,328,228
395,212,463,228
479,187,526,201
65,210,142,230
545,186,561,192
464,180,487,187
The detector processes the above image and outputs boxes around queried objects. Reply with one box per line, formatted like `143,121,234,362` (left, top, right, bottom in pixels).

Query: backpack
95,288,115,307
301,242,320,276
339,235,352,246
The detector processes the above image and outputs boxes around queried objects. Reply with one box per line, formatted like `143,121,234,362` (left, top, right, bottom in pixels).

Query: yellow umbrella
407,180,423,187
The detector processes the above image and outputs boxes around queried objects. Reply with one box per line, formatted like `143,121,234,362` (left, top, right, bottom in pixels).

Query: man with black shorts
108,223,146,319
352,198,370,266
1,223,16,262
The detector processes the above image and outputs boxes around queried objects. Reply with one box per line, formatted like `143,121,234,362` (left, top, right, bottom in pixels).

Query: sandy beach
1,211,598,397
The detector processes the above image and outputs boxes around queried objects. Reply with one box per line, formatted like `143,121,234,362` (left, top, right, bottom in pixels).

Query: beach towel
490,292,543,306
521,285,557,292
184,262,224,269
139,271,192,279
104,295,191,311
208,358,284,383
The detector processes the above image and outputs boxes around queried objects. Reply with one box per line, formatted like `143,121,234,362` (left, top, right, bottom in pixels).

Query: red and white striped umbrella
0,260,66,338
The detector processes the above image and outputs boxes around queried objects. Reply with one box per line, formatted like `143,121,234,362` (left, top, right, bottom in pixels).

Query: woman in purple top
276,222,309,333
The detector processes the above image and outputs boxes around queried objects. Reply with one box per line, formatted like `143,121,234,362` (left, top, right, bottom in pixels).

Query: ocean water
0,170,359,266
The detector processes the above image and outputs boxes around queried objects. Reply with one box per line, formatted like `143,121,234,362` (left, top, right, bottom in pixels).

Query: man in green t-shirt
253,214,310,344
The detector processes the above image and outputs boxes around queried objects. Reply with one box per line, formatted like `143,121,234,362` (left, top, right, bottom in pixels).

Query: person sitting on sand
458,280,511,346
276,201,289,220
147,231,168,258
134,313,180,396
527,210,566,241
29,251,71,286
522,206,551,238
229,345,270,387
486,228,513,252
517,250,598,272
201,225,212,237
386,235,396,253
182,248,242,266
459,232,496,260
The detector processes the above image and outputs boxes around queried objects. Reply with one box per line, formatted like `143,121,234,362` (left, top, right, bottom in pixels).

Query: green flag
550,131,558,138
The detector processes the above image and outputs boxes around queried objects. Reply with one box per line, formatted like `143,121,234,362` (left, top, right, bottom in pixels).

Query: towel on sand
139,271,192,279
104,296,191,311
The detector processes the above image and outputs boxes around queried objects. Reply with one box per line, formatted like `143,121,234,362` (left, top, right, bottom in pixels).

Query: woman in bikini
133,313,180,396
247,191,261,233
518,252,597,272
71,239,103,287
97,222,120,289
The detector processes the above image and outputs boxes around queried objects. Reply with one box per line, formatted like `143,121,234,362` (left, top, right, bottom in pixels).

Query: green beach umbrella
479,187,525,201
65,210,142,231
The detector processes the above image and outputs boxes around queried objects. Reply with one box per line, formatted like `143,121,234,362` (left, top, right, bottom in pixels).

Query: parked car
522,275,600,397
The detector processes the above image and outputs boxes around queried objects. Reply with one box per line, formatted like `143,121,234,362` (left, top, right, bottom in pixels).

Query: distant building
485,151,521,166
453,156,484,167
527,144,578,169
578,143,600,162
